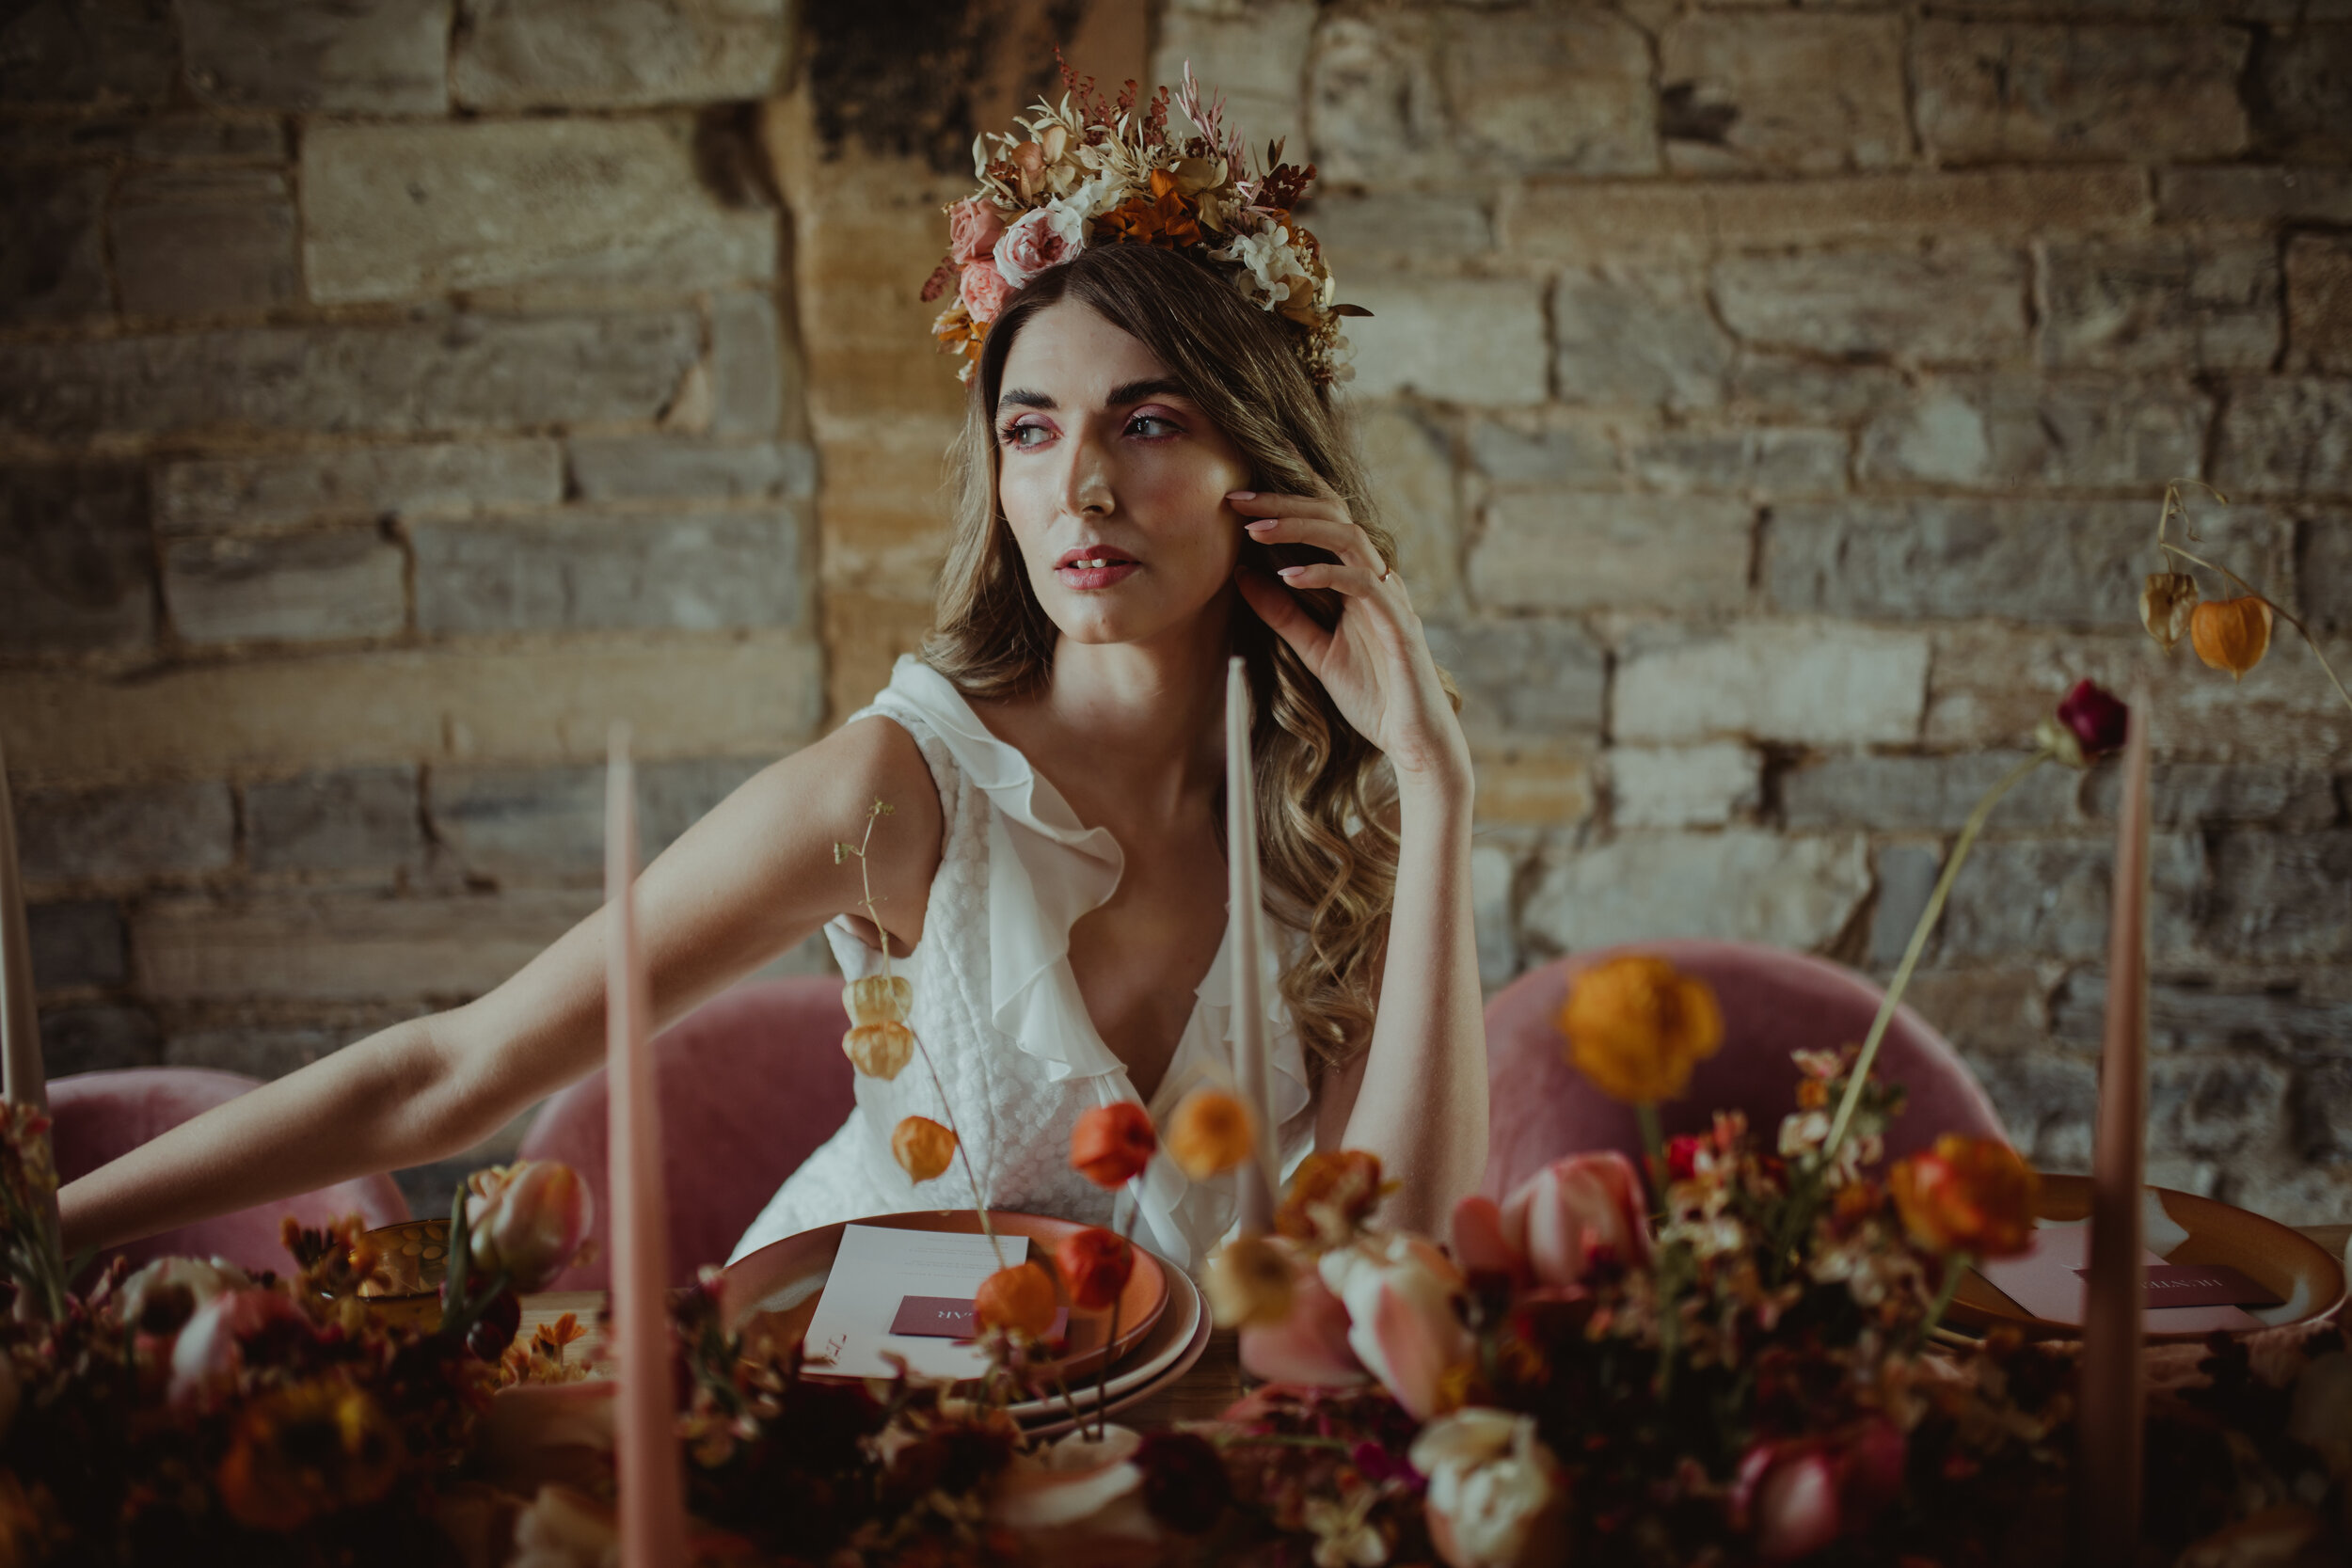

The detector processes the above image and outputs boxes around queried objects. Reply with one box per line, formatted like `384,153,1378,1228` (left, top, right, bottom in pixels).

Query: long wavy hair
925,242,1424,1074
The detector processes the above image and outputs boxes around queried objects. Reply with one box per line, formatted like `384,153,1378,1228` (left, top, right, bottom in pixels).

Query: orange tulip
892,1116,958,1183
1054,1227,1134,1312
1889,1135,2039,1259
843,1022,914,1080
1559,955,1723,1106
1274,1149,1387,1250
1070,1101,1157,1189
2190,594,2273,680
1167,1088,1256,1180
975,1260,1058,1338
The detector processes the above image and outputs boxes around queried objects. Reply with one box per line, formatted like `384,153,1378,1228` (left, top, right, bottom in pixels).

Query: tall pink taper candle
0,739,43,1117
1226,657,1275,1232
2078,686,2150,1566
606,727,689,1568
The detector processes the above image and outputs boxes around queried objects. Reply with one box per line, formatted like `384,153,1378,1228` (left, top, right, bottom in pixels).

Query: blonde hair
924,243,1426,1073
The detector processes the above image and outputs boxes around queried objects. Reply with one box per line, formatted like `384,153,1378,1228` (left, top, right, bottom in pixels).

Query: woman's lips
1055,554,1139,590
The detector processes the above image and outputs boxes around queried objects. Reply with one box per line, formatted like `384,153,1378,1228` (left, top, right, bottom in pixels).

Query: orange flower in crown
921,58,1363,386
1889,1135,2040,1259
1559,955,1724,1107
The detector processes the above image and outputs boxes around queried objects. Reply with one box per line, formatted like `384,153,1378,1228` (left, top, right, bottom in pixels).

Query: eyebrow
994,377,1192,417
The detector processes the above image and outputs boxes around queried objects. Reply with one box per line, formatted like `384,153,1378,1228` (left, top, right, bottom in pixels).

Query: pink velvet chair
1484,940,2009,1200
517,975,856,1291
51,1068,411,1277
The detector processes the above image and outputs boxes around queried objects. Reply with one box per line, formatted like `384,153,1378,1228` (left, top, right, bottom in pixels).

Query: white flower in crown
1214,223,1314,316
993,198,1089,289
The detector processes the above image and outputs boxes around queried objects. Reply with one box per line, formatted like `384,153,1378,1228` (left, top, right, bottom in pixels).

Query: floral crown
924,62,1363,388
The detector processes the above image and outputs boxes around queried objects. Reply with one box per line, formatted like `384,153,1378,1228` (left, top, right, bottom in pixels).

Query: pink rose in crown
1455,1152,1651,1292
993,201,1087,288
946,197,1006,265
960,260,1013,325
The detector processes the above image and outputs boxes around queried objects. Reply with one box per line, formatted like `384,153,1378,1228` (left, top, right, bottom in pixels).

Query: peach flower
960,260,1013,325
993,200,1087,288
946,198,1006,265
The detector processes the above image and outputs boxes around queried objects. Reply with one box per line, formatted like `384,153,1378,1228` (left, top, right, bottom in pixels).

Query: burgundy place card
890,1295,1070,1340
2073,1262,2282,1311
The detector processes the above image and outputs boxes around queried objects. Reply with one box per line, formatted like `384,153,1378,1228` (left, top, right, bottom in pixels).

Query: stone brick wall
4,1,2351,1224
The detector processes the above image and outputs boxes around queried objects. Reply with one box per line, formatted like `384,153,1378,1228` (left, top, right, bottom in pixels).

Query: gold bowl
355,1216,451,1331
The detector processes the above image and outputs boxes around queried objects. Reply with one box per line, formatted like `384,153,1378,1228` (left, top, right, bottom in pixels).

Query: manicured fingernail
1244,519,1276,532
1277,566,1304,580
1227,490,1255,500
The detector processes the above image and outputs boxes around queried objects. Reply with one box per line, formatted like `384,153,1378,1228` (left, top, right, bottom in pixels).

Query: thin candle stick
2078,686,2150,1566
606,727,689,1568
1226,657,1274,1232
0,739,58,1279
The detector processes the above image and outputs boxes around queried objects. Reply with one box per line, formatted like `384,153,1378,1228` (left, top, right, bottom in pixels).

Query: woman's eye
1001,421,1052,448
1128,414,1179,438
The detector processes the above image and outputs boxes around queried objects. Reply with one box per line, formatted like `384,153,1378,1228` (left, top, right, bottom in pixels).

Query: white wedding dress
729,657,1317,1275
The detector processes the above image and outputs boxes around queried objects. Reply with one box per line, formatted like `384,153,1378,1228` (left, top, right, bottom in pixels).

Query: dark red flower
1665,1134,1705,1182
1135,1430,1231,1532
1054,1227,1134,1312
466,1285,521,1361
2055,679,2129,764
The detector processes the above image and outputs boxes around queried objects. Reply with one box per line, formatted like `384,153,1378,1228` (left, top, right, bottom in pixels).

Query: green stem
1916,1253,1971,1351
1636,1102,1668,1212
1820,751,2052,1166
1096,1210,1136,1441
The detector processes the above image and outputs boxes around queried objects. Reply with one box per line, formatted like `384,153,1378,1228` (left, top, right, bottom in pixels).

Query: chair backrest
517,975,856,1291
50,1067,411,1276
1483,940,2009,1200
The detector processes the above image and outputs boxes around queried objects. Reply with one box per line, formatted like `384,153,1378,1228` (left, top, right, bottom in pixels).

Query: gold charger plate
719,1209,1168,1385
1947,1175,2347,1341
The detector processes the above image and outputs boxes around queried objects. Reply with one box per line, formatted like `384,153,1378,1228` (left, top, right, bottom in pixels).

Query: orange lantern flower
1559,955,1724,1106
843,974,912,1025
843,1022,914,1080
1203,1232,1297,1329
1167,1088,1256,1180
2190,595,2274,680
1054,1227,1134,1312
1889,1135,2040,1259
2139,572,2199,652
975,1260,1058,1338
1070,1101,1158,1189
892,1116,958,1184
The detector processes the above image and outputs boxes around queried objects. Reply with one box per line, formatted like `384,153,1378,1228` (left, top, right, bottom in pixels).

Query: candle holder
348,1216,452,1331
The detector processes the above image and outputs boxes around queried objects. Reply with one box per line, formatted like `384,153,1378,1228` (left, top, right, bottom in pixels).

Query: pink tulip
1238,1261,1367,1387
467,1162,594,1293
168,1288,310,1407
1728,1421,1908,1563
1449,1196,1531,1288
1319,1233,1471,1420
1497,1153,1651,1289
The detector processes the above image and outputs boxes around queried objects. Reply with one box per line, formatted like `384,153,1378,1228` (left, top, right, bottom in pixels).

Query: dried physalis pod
843,1022,914,1081
843,974,913,1026
975,1261,1057,1338
2139,572,2199,652
892,1116,957,1183
2190,594,2273,679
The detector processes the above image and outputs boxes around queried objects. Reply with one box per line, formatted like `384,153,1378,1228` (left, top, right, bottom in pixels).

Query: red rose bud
1070,1101,1157,1189
467,1285,522,1361
2040,678,2129,768
1054,1226,1134,1312
1665,1134,1705,1182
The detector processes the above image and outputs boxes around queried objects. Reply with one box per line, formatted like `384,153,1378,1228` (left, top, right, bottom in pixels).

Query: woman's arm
59,716,943,1257
1235,490,1488,1237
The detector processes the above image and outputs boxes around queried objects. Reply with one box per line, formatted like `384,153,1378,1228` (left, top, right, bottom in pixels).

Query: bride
57,94,1487,1273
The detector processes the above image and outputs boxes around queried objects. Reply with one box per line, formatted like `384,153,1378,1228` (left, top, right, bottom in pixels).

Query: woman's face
994,300,1252,650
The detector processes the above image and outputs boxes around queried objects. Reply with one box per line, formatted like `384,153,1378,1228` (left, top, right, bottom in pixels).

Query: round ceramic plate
721,1210,1168,1384
1015,1286,1215,1443
1947,1176,2348,1341
1003,1251,1202,1425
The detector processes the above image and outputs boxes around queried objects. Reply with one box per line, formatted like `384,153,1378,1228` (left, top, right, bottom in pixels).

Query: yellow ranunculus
1558,955,1724,1107
1167,1087,1256,1180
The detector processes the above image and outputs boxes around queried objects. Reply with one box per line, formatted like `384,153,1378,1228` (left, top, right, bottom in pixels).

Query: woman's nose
1061,434,1114,515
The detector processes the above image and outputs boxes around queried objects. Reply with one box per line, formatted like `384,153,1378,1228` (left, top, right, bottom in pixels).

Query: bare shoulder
725,713,943,941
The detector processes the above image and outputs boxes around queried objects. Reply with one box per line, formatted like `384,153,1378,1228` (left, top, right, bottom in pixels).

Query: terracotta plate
1004,1250,1203,1426
1947,1175,2348,1341
721,1209,1168,1384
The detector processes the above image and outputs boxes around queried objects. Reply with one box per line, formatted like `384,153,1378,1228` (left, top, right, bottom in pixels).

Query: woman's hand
1229,490,1471,797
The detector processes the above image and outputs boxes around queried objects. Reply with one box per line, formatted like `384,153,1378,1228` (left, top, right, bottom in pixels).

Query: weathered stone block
1765,499,2288,627
133,889,599,1001
165,530,407,645
28,900,126,990
1421,619,1606,753
1626,428,1847,496
1553,265,1730,410
2153,1054,2293,1161
1914,21,2249,163
0,166,109,323
129,117,288,163
180,0,450,113
109,168,297,319
1614,623,1931,747
1783,751,2078,833
2041,237,2280,372
1470,842,1519,989
412,507,803,635
164,1022,353,1080
40,1003,160,1075
1475,756,1597,827
1307,11,1451,184
2053,973,2352,1057
2083,763,2340,831
1857,375,2211,488
429,754,766,882
567,437,814,503
0,464,154,653
0,311,702,441
2250,24,2352,163
1470,493,1751,614
16,781,235,886
1967,1046,2097,1170
1523,830,1871,954
0,0,175,105
1343,275,1548,404
1659,13,1909,174
158,440,564,532
304,119,775,304
1466,417,1618,487
1440,8,1655,175
0,633,824,784
1302,194,1492,270
1867,844,1938,970
1940,834,2204,961
2158,166,2352,230
2203,832,2352,961
1726,356,1908,424
1712,246,2028,364
246,766,423,877
2287,236,2352,375
453,0,787,109
2296,1060,2352,1162
1160,1,1314,171
1610,742,1757,829
708,290,785,437
2214,379,2352,495
2308,516,2352,633
1355,404,1463,616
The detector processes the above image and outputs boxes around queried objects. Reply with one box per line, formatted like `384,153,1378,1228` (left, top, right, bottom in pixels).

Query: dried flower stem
1820,752,2052,1164
2153,478,2352,716
838,801,1006,1271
